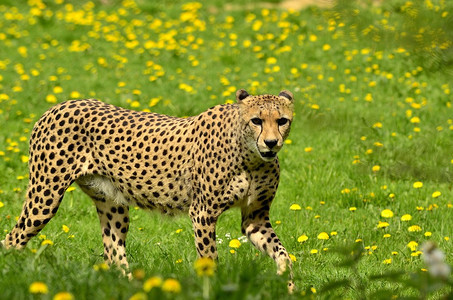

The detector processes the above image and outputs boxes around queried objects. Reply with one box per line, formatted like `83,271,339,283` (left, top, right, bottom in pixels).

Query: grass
1,0,453,299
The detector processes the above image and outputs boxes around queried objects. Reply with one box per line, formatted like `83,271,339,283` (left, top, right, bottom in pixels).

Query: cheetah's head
236,89,294,162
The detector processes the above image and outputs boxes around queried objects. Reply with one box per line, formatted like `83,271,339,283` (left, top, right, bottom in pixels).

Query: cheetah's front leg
189,206,218,260
241,206,295,293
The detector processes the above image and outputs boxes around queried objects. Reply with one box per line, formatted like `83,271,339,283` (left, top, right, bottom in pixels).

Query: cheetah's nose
264,139,278,149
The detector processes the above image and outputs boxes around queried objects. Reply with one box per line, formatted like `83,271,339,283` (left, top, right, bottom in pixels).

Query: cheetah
2,89,295,291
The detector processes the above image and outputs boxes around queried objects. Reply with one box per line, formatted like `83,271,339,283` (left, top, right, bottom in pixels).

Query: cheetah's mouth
259,151,277,159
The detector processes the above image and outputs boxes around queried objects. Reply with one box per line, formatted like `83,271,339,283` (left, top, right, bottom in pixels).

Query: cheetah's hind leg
77,175,131,276
3,174,75,249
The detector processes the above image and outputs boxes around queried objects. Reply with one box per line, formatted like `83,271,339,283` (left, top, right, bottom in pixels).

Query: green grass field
1,0,453,299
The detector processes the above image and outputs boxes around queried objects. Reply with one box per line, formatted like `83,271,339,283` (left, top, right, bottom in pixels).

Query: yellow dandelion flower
66,186,76,192
377,221,389,229
297,234,308,243
129,292,147,300
317,232,329,240
349,207,357,212
46,94,57,103
29,282,48,294
432,191,441,198
383,258,392,264
380,209,394,218
143,276,162,292
62,225,69,233
372,165,380,172
93,263,109,271
284,139,292,145
228,239,241,249
445,237,450,241
311,287,317,294
194,257,216,277
413,181,423,188
408,225,422,232
383,234,391,238
133,269,145,280
53,86,63,94
401,214,412,221
322,44,331,51
392,251,398,255
70,91,81,99
161,278,181,294
130,101,140,108
289,254,297,262
424,232,432,237
410,116,420,123
41,239,53,246
310,249,318,254
0,201,4,208
21,155,29,163
411,251,422,257
289,204,301,211
53,292,75,300
407,241,418,251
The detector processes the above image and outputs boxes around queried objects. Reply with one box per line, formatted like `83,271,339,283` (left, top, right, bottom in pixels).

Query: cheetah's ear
279,90,293,102
236,89,250,102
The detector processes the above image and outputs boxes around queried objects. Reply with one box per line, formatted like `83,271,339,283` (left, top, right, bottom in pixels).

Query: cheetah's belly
78,165,194,215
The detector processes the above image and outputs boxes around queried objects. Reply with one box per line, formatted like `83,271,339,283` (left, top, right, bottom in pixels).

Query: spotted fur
2,89,295,291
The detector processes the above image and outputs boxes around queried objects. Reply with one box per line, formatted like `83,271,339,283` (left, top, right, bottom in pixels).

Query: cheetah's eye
251,118,263,126
277,118,289,126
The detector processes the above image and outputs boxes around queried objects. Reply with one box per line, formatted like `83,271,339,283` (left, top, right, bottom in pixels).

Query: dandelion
372,165,380,172
143,276,162,292
383,258,392,264
129,292,147,300
304,147,313,152
194,257,216,277
408,225,422,232
133,269,145,280
377,221,389,229
161,278,181,294
407,241,418,251
289,254,297,262
410,116,420,123
93,263,109,271
413,181,423,188
41,239,53,246
432,191,441,198
46,94,57,103
228,239,241,249
297,234,308,243
310,249,318,254
62,225,69,233
53,292,75,300
424,232,432,237
383,234,391,238
349,207,357,212
317,232,329,240
29,282,48,294
289,204,301,211
380,209,394,218
401,214,412,221
66,186,76,192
